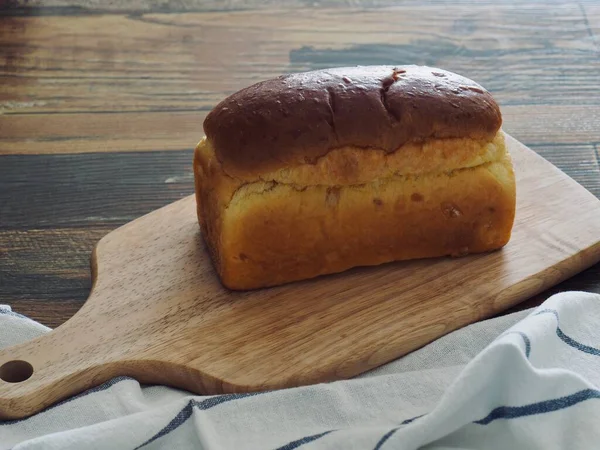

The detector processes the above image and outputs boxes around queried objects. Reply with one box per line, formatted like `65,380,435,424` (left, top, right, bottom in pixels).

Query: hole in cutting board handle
0,360,34,383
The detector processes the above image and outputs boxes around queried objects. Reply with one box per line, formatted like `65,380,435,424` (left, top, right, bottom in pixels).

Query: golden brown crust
194,132,516,290
203,65,502,177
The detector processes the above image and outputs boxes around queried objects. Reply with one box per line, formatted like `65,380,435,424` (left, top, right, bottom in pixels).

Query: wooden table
1,0,599,328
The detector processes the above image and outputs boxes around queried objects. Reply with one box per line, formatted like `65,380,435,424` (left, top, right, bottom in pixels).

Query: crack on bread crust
326,87,339,143
380,68,402,122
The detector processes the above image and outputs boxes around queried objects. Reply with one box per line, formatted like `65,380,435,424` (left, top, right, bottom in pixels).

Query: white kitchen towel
1,291,600,450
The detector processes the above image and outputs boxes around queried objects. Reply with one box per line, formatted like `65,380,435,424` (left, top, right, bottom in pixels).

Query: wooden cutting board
1,134,600,420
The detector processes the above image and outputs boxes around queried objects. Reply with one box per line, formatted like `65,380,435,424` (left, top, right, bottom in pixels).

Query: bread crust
203,65,502,178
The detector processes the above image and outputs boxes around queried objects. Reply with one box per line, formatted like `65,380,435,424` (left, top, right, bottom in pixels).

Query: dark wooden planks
527,144,600,199
1,4,599,125
0,228,109,327
0,112,206,154
501,106,600,146
0,151,195,228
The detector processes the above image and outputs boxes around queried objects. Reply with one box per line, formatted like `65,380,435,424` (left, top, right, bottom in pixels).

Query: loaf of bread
194,65,516,290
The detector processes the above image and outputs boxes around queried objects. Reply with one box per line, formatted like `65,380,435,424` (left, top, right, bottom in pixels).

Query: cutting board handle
0,312,117,419
0,303,213,420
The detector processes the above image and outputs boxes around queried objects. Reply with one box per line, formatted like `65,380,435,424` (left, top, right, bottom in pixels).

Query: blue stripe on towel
401,414,425,425
475,389,600,425
274,431,335,450
535,309,600,356
274,413,425,450
134,400,194,449
194,392,263,410
371,414,424,449
134,392,264,449
556,328,600,356
373,428,399,450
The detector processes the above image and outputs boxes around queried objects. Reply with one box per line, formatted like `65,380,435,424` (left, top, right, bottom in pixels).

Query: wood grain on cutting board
0,134,599,420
